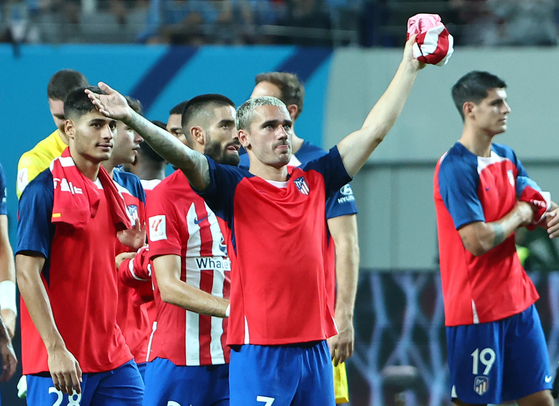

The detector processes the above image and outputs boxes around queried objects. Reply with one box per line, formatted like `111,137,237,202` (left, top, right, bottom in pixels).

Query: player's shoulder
296,140,328,163
20,130,62,162
438,142,476,167
113,169,142,187
20,169,54,202
491,142,517,160
151,170,193,199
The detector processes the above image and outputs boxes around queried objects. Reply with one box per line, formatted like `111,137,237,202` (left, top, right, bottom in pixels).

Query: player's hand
403,34,426,71
545,207,559,238
47,346,82,395
117,222,146,251
0,337,17,382
328,313,354,366
1,309,16,339
85,82,131,122
115,251,136,270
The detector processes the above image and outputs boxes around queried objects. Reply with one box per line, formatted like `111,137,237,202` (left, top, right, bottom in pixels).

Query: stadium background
2,43,559,405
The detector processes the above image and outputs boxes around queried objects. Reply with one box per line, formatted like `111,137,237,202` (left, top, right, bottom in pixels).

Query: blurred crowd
0,0,558,47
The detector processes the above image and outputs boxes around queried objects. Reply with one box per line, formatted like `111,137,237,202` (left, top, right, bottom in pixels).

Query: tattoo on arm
492,223,505,247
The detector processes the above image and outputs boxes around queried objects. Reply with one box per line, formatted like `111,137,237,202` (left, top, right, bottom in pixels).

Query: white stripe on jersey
181,201,228,365
476,151,508,174
184,261,201,365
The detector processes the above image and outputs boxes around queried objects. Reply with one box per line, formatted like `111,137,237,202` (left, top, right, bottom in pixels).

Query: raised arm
458,201,533,256
86,83,211,191
337,35,424,177
16,253,82,395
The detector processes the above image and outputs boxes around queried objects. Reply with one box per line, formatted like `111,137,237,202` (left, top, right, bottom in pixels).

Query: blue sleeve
491,143,542,196
114,172,147,204
512,151,543,197
438,155,485,230
325,184,358,219
0,163,6,215
16,171,55,258
196,156,246,222
239,151,250,170
301,146,352,201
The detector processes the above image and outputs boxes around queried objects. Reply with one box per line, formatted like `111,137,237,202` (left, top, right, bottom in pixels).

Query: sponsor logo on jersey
194,215,208,225
507,169,515,187
53,177,83,195
545,375,553,383
17,168,29,193
337,184,356,204
194,257,231,271
340,185,353,196
294,177,310,195
474,376,489,395
149,215,167,241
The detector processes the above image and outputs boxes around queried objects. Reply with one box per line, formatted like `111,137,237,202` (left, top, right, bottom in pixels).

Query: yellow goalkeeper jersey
17,129,66,198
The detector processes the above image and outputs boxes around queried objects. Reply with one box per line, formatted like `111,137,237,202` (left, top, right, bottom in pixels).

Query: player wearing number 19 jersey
434,71,553,406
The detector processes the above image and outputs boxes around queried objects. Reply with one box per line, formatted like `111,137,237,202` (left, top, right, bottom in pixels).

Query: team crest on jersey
127,204,138,221
149,215,167,241
474,376,489,395
294,177,310,195
507,169,515,187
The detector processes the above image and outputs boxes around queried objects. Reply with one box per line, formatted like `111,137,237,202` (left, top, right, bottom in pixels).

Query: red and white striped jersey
146,170,230,366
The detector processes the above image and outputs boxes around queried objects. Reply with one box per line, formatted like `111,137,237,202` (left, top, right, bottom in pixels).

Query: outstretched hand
403,34,426,71
117,222,146,251
85,82,131,122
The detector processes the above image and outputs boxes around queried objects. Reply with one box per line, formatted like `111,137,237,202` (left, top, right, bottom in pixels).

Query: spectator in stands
488,0,557,46
277,0,333,46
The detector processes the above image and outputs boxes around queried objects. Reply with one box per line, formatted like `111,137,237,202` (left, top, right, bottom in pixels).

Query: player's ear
463,101,475,118
238,129,250,149
65,119,75,140
190,126,205,146
287,104,298,121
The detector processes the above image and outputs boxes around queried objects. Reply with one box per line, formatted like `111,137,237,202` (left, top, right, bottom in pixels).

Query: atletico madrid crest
474,376,489,395
294,177,310,195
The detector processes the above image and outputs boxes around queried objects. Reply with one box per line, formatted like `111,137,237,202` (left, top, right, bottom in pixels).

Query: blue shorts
446,304,551,404
27,359,144,406
229,340,334,406
142,357,229,406
136,362,147,383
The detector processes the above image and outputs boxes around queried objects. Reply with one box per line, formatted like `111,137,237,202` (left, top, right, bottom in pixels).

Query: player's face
67,111,116,163
112,121,144,165
204,105,240,166
472,88,511,136
251,81,282,100
243,105,293,168
167,113,187,145
48,98,66,134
